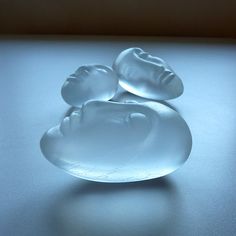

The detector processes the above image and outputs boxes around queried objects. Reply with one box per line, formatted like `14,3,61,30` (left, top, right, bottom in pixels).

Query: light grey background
0,36,236,236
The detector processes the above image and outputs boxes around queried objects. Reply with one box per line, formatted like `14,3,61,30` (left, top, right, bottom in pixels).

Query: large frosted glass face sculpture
40,101,192,183
61,65,118,107
113,48,184,100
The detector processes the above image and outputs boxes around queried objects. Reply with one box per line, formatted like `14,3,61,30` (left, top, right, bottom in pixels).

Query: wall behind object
0,0,236,37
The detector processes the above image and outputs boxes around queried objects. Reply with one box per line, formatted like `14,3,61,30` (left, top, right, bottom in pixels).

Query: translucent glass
61,65,118,107
40,101,192,183
113,48,184,100
111,85,158,103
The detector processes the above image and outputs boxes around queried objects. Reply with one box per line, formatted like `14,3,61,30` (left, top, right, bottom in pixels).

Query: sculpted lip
75,66,90,76
160,71,175,85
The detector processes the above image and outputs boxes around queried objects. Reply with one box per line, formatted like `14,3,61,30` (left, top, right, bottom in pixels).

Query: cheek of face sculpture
61,65,118,107
40,101,192,183
113,48,184,100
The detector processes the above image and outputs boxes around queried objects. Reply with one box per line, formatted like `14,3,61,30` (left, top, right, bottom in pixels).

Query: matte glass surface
113,47,183,100
40,101,192,182
61,65,118,107
1,36,236,236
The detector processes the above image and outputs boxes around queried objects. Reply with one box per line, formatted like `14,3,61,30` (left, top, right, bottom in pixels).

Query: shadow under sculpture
49,178,180,236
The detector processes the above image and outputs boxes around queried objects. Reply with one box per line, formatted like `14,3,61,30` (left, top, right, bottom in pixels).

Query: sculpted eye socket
75,66,91,76
153,66,165,82
125,112,147,126
138,52,149,59
78,66,90,71
67,76,79,83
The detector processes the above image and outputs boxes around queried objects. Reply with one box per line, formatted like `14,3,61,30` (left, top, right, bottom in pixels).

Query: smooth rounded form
113,48,184,100
40,101,192,182
61,65,118,107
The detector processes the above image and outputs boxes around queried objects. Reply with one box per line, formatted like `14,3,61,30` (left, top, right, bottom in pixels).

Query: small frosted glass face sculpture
61,65,118,107
40,101,192,183
113,48,184,100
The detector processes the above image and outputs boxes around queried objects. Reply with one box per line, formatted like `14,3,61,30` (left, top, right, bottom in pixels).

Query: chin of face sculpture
61,65,118,107
40,101,192,183
113,48,184,100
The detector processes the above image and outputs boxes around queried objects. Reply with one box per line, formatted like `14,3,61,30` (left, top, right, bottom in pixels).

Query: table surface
1,36,236,236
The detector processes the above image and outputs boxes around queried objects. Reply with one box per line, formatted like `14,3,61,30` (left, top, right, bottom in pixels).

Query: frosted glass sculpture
113,48,183,100
61,65,118,107
40,101,192,183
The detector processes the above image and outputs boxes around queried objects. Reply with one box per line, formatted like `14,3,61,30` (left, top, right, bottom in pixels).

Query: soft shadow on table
47,177,181,236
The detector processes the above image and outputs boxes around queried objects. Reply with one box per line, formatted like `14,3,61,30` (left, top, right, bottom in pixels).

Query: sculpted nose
75,66,90,76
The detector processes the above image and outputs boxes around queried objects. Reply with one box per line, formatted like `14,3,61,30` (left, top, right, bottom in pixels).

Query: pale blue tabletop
0,36,236,236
